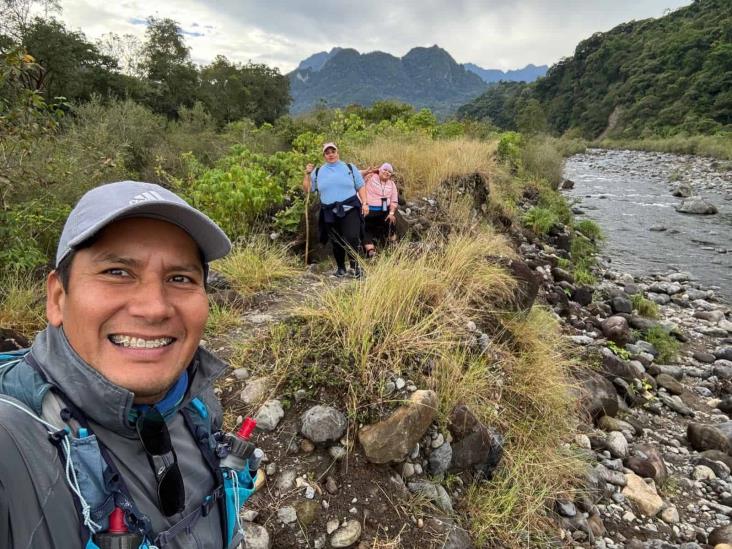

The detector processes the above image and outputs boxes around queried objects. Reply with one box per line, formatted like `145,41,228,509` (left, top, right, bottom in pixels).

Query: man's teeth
110,335,173,349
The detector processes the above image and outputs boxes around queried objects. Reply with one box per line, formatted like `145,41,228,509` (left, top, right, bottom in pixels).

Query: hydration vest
0,349,256,549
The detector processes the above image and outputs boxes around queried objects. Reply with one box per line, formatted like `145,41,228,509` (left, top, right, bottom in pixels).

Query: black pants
363,211,394,247
327,208,362,270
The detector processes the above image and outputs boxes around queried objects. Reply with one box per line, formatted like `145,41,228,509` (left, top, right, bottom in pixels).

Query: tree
198,55,289,126
0,0,59,42
140,17,198,118
20,18,124,102
516,98,548,135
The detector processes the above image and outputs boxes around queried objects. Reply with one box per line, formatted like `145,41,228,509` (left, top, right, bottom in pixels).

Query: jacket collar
29,325,227,437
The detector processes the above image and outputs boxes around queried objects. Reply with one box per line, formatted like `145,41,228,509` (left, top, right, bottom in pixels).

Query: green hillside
458,0,732,138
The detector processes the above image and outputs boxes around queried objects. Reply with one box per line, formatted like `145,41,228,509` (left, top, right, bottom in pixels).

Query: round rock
330,519,362,548
254,400,284,431
300,405,347,443
243,522,271,549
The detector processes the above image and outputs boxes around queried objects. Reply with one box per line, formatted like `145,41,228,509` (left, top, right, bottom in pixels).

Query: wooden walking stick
304,191,310,266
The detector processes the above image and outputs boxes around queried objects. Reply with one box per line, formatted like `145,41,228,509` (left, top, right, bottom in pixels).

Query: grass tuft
643,325,680,363
523,207,557,235
574,219,603,241
632,294,660,319
205,300,242,336
0,270,45,337
213,237,300,297
465,307,582,545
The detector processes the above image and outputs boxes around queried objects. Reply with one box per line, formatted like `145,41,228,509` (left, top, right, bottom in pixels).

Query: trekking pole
304,191,310,266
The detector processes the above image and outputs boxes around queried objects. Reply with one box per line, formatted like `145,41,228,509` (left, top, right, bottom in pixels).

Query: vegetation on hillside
458,0,732,140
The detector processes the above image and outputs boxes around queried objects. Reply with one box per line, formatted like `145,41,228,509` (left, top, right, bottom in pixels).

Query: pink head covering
379,163,393,173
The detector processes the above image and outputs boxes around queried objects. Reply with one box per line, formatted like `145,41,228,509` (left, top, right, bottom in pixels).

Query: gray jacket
0,326,228,549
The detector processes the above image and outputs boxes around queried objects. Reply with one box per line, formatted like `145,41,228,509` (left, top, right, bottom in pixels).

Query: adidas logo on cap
129,190,165,205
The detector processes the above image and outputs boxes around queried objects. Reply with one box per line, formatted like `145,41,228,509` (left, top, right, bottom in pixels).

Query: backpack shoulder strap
0,350,52,416
347,163,356,185
313,166,320,191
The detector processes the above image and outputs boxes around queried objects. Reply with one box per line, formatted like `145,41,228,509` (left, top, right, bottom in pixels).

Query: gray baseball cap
56,181,231,267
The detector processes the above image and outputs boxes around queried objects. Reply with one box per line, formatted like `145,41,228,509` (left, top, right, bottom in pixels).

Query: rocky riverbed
563,149,732,303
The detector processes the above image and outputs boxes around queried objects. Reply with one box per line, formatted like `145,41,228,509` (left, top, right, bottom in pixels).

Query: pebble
277,506,297,524
330,519,363,548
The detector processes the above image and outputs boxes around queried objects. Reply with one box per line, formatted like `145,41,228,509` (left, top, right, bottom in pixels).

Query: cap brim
65,201,231,264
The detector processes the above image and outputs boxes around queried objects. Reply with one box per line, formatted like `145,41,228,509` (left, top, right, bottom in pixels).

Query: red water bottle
220,417,257,470
93,507,142,549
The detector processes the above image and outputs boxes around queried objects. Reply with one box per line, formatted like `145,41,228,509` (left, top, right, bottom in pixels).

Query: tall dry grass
296,228,516,391
351,136,497,198
213,237,301,297
465,307,583,546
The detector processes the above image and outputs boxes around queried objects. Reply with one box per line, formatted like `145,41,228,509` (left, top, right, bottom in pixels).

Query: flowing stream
563,149,732,302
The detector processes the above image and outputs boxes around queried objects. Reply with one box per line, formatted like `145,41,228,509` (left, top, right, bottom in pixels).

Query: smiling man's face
46,217,208,404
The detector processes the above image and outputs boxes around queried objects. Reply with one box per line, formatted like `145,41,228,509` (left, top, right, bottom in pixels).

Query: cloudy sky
57,0,692,73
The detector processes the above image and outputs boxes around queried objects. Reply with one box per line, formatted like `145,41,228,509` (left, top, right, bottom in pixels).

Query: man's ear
46,270,65,327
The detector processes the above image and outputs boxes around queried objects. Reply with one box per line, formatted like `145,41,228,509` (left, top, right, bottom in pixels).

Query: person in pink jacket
360,162,399,258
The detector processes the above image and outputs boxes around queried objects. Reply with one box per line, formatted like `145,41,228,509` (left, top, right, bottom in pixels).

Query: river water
563,149,732,302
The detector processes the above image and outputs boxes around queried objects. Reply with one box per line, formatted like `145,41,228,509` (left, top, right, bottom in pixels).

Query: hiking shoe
352,266,364,279
334,267,348,277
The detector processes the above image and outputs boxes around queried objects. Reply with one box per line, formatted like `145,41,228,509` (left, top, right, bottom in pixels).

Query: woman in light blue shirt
303,142,368,278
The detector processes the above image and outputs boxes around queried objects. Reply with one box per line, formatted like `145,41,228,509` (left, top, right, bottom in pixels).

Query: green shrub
607,341,630,360
643,326,680,363
538,188,573,226
496,131,523,169
0,199,71,270
632,294,659,319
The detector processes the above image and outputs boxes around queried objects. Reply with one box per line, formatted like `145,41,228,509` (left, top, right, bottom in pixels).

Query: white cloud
58,0,692,72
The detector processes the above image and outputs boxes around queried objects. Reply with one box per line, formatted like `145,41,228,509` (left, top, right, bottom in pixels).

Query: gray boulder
676,197,718,215
300,405,347,443
601,316,631,346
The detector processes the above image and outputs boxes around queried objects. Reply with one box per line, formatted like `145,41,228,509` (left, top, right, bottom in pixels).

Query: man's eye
170,275,195,284
105,268,129,277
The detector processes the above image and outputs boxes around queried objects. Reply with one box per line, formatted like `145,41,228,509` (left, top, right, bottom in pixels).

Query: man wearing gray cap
0,181,253,548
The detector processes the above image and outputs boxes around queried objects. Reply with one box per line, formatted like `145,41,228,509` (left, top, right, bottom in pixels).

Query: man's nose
127,279,175,321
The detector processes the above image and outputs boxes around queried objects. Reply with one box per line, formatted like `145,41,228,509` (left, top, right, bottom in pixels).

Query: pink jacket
365,174,399,211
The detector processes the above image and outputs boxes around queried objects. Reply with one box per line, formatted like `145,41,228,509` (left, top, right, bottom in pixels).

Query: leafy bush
496,131,523,169
0,199,71,270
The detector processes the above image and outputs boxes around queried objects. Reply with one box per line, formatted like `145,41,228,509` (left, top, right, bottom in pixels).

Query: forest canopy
458,0,732,138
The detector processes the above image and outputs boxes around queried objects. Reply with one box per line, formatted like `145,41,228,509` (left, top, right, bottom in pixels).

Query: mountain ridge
289,45,545,115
